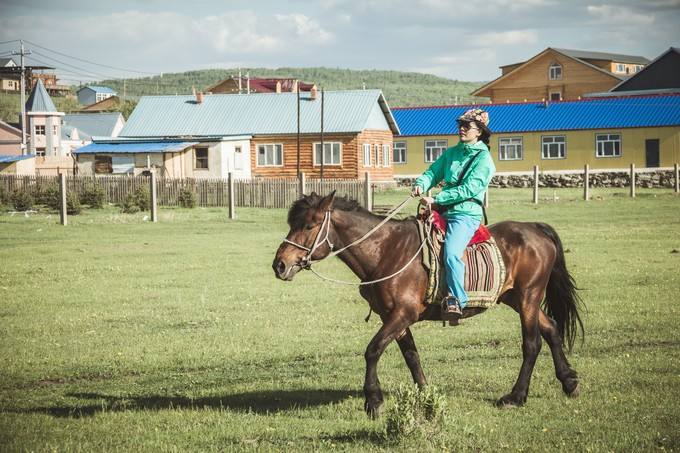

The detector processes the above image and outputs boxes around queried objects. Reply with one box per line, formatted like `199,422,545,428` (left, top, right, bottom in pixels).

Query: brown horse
273,191,584,417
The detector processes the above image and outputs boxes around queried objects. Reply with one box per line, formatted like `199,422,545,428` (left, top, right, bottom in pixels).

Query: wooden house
391,94,680,176
609,47,680,94
74,90,399,181
472,48,650,103
207,76,316,94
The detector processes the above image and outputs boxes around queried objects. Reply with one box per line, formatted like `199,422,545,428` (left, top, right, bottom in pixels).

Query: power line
0,39,20,46
24,39,157,76
30,49,121,80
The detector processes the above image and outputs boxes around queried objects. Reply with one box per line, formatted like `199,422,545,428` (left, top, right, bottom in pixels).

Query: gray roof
553,48,650,65
0,58,17,67
63,112,123,138
25,79,57,112
120,90,399,138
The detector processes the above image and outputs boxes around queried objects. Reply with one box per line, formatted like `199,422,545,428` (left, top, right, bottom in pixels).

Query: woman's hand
419,196,435,207
411,186,423,197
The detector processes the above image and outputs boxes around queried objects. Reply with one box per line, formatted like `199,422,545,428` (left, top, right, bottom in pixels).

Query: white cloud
477,30,538,46
587,4,655,26
275,13,334,42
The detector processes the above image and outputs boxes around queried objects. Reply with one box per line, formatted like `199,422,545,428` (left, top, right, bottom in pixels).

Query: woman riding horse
412,108,495,320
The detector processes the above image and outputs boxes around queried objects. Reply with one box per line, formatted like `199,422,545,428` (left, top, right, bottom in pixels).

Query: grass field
1,187,679,451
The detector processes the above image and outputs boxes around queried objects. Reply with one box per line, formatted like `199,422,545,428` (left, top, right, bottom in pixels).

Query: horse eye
305,224,314,230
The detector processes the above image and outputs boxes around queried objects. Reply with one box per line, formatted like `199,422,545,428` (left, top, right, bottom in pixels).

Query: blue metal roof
25,79,57,112
79,85,117,94
63,112,123,138
120,90,399,137
0,154,35,163
393,94,680,136
73,141,198,154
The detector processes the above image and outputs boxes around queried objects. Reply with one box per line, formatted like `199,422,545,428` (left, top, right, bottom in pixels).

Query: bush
37,184,60,210
10,189,34,211
80,183,105,208
384,385,447,442
178,187,197,208
66,191,81,215
0,186,9,206
134,186,150,211
120,194,140,214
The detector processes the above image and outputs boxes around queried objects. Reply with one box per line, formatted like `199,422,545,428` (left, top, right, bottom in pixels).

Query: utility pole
320,88,324,182
12,40,31,154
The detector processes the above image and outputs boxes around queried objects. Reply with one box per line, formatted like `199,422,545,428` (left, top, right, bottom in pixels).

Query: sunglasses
458,123,479,132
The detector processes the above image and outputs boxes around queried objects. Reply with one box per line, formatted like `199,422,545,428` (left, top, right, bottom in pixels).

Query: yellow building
391,94,680,177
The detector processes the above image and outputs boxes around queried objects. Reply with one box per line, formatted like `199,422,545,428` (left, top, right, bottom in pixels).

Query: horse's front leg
396,328,427,388
364,312,413,418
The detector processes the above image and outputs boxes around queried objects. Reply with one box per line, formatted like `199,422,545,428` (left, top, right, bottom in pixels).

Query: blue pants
444,215,481,308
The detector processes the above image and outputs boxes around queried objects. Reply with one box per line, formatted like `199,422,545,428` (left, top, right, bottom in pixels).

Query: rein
284,196,424,285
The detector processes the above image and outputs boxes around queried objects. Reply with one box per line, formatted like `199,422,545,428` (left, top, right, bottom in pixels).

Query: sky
0,0,679,84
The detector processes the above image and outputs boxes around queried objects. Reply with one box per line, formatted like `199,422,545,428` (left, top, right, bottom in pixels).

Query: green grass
1,188,679,451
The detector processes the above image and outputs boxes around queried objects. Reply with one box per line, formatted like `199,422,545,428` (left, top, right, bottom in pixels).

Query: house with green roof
74,89,399,181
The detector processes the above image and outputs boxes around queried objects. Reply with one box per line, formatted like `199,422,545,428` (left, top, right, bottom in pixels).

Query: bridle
282,210,334,269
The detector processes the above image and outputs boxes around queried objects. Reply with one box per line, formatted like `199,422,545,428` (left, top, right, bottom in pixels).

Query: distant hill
97,67,487,107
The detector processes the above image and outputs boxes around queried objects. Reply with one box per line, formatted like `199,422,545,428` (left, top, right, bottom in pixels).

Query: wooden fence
0,174,370,209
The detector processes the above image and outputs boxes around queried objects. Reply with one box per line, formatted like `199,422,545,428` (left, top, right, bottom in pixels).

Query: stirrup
441,296,462,326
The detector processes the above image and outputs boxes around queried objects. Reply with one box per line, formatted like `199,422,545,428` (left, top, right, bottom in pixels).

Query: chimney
276,81,281,93
196,91,204,104
310,85,317,100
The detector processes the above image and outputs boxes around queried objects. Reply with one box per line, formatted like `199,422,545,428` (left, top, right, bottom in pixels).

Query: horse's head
273,191,336,281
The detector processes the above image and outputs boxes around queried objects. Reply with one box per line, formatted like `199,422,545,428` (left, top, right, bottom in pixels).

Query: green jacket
414,140,496,220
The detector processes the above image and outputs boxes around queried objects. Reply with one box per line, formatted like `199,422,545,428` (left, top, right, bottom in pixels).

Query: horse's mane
287,193,368,229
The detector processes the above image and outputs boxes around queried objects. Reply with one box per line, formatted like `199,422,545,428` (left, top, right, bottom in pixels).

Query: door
645,139,660,168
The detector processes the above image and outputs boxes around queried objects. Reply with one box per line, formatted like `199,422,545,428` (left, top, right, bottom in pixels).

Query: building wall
0,123,22,155
250,130,394,180
485,50,621,102
1,79,20,91
394,126,680,176
0,158,34,175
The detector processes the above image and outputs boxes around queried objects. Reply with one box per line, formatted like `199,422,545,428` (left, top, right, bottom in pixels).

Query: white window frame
393,141,407,164
53,125,58,135
541,135,566,160
256,143,284,167
363,143,371,167
35,125,45,135
550,91,562,101
595,133,622,158
498,137,523,161
313,142,342,166
424,140,447,163
549,63,562,80
194,147,209,170
234,145,243,170
615,63,626,73
382,144,390,167
374,144,381,167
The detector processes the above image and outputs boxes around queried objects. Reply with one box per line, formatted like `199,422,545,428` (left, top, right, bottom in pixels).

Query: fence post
59,173,67,226
484,190,489,208
150,170,158,223
533,165,539,204
583,164,590,201
364,171,372,211
298,172,306,198
630,163,636,198
675,163,679,194
228,172,236,219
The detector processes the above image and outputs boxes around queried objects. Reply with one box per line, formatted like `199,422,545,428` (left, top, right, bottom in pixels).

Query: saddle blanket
418,220,506,309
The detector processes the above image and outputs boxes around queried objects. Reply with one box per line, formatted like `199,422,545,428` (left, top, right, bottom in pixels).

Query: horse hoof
365,402,382,419
566,382,580,398
495,394,525,408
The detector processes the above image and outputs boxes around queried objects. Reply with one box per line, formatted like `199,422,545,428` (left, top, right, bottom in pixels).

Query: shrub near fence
0,175,370,209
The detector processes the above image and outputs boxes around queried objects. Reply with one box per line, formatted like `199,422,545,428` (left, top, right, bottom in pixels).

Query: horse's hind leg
497,288,543,408
396,328,427,388
538,310,580,397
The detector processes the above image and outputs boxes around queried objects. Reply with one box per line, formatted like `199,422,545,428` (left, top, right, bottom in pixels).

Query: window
615,63,626,73
374,144,381,167
393,141,407,164
363,143,371,166
634,65,644,72
596,133,621,158
549,63,562,80
234,146,243,170
541,135,566,159
424,140,447,163
94,155,112,174
550,92,562,101
195,147,209,169
53,125,58,135
382,144,391,167
498,137,523,160
257,143,283,167
314,142,341,166
35,147,46,157
35,125,45,135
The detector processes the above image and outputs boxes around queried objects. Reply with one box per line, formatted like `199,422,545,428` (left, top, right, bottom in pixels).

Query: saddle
417,209,506,309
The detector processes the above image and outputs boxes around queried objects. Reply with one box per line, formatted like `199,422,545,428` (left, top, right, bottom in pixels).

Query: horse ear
320,190,336,211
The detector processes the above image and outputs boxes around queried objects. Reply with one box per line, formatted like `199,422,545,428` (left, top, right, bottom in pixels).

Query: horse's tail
534,222,585,352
